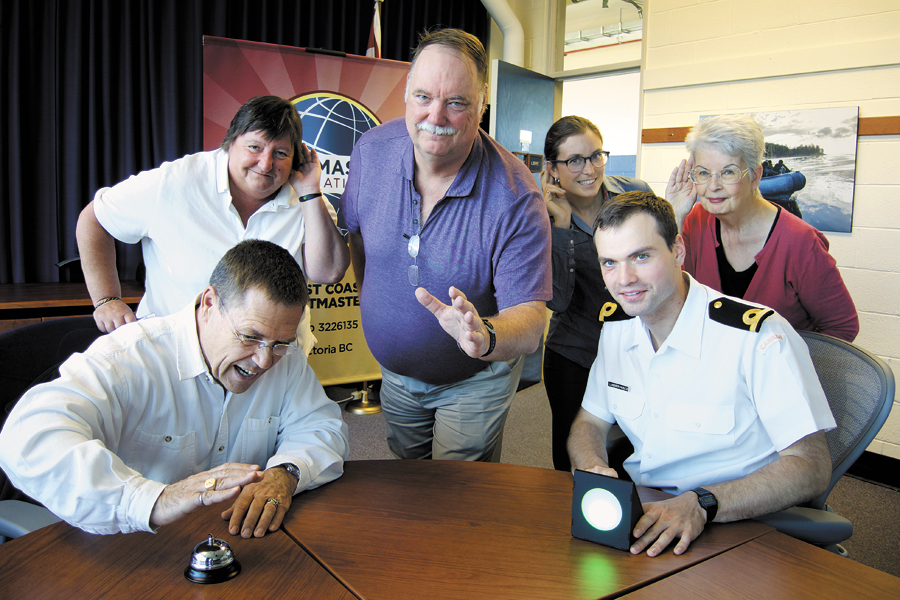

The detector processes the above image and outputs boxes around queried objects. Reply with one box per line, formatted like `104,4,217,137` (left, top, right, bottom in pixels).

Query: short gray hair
685,114,765,169
405,28,488,114
410,28,487,89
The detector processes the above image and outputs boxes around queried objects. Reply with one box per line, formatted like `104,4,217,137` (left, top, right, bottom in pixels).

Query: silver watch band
274,462,301,486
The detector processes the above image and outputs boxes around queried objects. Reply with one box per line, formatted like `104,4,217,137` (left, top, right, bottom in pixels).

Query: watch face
280,463,300,479
694,488,716,507
695,488,718,524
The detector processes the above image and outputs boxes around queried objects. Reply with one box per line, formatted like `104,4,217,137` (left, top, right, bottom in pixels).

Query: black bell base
184,561,241,584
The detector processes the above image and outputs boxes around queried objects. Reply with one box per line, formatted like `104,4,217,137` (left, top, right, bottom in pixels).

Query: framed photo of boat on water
705,106,859,233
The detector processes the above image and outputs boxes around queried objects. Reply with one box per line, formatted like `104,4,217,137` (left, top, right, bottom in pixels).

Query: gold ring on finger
204,477,216,491
265,497,280,508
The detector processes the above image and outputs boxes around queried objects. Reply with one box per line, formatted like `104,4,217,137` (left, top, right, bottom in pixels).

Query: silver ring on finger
198,492,205,507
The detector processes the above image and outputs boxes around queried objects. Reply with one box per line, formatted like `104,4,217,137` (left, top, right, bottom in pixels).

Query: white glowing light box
571,469,644,551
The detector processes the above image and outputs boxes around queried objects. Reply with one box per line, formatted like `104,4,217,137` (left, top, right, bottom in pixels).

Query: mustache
416,121,458,136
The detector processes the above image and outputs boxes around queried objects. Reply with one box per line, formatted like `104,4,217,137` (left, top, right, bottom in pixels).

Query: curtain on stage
0,0,489,284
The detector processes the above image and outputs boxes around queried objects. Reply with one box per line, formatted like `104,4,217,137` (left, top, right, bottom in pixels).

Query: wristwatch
273,463,302,486
480,318,496,357
692,487,718,522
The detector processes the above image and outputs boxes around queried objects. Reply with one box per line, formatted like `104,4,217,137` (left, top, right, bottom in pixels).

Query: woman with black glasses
667,113,858,342
541,115,652,472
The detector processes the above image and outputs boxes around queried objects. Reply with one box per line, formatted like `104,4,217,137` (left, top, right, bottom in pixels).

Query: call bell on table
571,469,644,551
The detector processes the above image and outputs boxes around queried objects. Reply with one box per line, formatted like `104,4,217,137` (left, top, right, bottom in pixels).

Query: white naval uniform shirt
94,148,338,355
0,302,348,535
581,274,835,495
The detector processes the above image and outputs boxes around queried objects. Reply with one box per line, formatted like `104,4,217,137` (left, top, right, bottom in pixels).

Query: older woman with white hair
667,113,858,341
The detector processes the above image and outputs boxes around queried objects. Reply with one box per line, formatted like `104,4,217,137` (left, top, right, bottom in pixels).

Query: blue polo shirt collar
400,131,484,200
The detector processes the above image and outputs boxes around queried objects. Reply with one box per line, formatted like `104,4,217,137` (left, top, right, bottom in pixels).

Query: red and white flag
365,1,382,58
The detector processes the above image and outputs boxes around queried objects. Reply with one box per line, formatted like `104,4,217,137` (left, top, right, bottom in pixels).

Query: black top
715,206,781,298
545,175,653,369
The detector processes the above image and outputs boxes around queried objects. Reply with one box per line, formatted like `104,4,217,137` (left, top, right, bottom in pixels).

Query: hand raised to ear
666,156,697,230
541,168,573,229
289,143,323,196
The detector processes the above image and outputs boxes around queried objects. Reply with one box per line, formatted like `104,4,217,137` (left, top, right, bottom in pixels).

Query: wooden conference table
3,460,896,599
0,501,355,600
621,530,900,599
282,460,772,600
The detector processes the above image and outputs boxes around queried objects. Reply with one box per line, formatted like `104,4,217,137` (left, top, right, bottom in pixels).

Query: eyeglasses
405,179,423,287
549,150,609,173
689,165,750,186
220,303,299,356
407,234,420,287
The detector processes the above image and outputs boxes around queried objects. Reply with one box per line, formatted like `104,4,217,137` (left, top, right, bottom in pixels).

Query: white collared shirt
582,274,835,494
0,302,348,535
94,149,337,354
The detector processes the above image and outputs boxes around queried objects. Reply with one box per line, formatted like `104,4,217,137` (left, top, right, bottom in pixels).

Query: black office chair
752,331,895,555
0,316,104,543
1,316,103,428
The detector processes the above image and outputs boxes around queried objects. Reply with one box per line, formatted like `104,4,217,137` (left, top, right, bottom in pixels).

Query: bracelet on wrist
298,192,324,203
94,296,121,310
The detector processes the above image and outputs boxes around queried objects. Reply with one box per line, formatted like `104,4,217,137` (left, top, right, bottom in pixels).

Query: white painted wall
561,71,642,157
565,40,641,71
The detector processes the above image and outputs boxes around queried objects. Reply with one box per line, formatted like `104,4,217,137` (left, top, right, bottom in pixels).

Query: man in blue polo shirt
341,28,551,462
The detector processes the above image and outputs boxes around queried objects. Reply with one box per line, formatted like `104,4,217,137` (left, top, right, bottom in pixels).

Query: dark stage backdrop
0,0,489,284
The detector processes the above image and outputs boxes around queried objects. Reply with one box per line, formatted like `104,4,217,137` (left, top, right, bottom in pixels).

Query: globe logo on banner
292,93,380,237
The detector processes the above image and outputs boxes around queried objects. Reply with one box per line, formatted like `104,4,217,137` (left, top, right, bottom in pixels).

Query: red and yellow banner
203,36,409,385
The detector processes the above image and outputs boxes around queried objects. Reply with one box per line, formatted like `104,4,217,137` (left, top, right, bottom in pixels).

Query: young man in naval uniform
568,190,835,557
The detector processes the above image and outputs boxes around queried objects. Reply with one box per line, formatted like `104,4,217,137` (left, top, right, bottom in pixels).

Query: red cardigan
682,204,859,342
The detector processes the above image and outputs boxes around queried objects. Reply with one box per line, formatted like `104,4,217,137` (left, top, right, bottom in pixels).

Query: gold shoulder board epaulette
708,297,774,333
598,301,635,324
